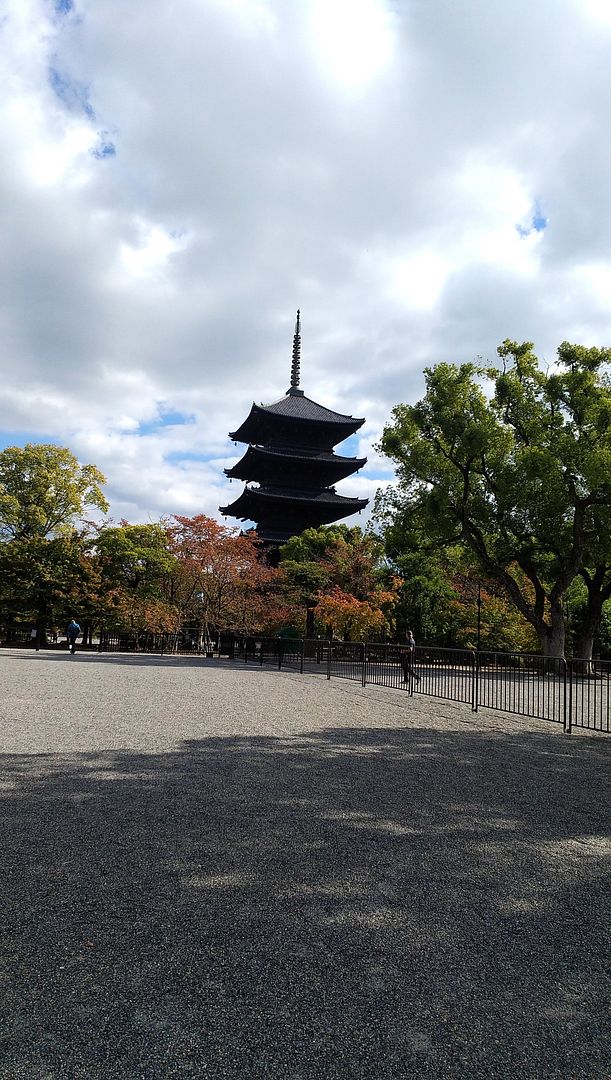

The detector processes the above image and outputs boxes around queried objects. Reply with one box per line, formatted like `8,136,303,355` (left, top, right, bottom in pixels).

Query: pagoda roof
225,444,367,481
259,392,364,425
220,484,368,519
229,394,364,444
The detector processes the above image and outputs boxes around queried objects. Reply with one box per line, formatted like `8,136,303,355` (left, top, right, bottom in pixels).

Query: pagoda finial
288,309,304,395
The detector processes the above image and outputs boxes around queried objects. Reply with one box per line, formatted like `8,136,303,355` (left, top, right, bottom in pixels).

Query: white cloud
0,0,610,533
307,0,395,92
119,220,190,279
389,251,451,311
578,0,611,27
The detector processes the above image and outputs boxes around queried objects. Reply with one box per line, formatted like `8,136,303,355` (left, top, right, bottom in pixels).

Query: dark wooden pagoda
220,311,368,546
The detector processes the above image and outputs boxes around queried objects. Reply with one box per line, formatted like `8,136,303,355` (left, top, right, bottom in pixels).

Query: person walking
67,619,81,655
400,628,420,685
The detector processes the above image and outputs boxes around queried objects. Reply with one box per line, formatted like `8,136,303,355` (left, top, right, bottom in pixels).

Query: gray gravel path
1,649,609,1079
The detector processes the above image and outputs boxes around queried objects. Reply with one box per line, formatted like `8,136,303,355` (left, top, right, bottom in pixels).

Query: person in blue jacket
67,619,81,655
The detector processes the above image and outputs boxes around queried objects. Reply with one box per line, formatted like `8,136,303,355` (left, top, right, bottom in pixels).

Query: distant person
400,628,420,684
67,619,81,655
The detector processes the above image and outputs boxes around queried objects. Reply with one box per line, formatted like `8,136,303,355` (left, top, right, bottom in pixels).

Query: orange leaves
167,515,278,632
313,585,397,641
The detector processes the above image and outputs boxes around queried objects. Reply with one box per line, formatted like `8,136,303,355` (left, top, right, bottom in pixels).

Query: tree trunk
540,604,565,659
574,569,611,662
573,604,601,675
574,623,597,664
35,599,49,651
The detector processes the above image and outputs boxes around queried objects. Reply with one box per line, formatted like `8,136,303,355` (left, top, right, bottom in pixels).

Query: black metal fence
2,627,608,734
236,638,609,735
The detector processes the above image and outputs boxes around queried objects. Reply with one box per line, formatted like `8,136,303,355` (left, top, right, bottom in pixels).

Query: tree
0,444,108,540
313,585,397,641
94,522,179,634
0,444,108,643
279,525,399,639
168,516,280,637
388,544,538,651
376,341,611,658
0,534,101,642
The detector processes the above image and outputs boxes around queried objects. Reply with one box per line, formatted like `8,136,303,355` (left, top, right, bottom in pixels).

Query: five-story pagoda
220,312,368,546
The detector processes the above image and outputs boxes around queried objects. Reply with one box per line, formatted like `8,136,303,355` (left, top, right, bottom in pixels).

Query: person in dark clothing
67,619,81,655
400,628,420,684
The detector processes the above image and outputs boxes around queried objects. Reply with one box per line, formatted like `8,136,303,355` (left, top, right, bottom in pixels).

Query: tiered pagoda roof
220,311,368,545
225,445,367,486
229,394,364,450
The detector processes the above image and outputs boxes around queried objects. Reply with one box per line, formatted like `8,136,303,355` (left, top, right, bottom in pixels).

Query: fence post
327,639,332,680
278,638,283,671
362,642,367,687
160,634,165,658
300,638,305,675
564,658,572,735
472,650,479,711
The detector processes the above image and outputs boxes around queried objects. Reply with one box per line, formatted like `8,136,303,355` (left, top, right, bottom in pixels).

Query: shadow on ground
1,724,609,1079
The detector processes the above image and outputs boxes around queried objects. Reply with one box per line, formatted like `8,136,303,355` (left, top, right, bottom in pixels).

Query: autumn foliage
167,516,283,634
313,585,397,641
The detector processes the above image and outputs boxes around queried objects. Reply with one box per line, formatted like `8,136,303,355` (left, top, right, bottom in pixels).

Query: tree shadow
1,724,609,1079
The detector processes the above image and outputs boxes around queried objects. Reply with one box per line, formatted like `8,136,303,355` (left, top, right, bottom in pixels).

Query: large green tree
376,341,611,658
0,444,108,642
388,544,538,651
0,535,100,639
0,443,108,540
94,522,179,632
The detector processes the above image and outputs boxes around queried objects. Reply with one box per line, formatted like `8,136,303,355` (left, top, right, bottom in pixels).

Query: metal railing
568,658,611,734
410,645,476,706
475,651,567,727
239,638,610,735
2,626,608,734
328,641,366,683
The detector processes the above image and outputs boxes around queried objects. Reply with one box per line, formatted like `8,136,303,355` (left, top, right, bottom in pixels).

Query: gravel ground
0,648,609,1080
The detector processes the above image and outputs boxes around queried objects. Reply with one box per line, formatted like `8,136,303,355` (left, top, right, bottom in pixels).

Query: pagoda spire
287,309,304,396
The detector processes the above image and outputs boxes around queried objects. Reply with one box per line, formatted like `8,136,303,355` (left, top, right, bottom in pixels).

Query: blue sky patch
136,409,196,436
516,202,549,238
92,138,116,159
49,66,95,119
165,451,211,464
0,431,58,453
338,433,364,460
54,0,73,13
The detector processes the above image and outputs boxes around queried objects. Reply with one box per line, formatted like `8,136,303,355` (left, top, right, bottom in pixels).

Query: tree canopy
0,443,108,541
167,515,283,635
279,525,398,639
376,340,611,657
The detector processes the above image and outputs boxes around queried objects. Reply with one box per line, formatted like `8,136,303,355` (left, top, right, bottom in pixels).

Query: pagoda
220,311,368,546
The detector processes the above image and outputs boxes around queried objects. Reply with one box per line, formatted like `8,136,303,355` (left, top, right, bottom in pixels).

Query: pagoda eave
230,400,364,448
220,486,368,523
224,445,367,483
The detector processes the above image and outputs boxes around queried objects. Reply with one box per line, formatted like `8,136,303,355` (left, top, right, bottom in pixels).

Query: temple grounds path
1,649,609,1079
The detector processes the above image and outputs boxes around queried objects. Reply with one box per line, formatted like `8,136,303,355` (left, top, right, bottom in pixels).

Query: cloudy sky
2,0,611,529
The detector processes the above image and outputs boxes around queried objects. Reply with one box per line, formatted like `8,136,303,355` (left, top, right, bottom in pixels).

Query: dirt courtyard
1,649,609,1079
